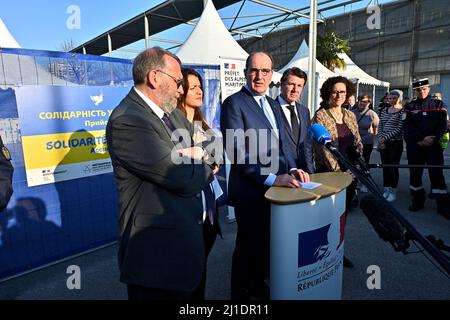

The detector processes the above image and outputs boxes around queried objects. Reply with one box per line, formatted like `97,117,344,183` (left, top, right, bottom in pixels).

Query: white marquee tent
0,18,21,48
272,40,338,110
333,52,390,99
277,40,337,80
177,0,248,66
177,1,289,102
334,52,390,87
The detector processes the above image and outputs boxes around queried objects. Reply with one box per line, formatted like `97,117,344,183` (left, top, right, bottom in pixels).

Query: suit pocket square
134,213,176,229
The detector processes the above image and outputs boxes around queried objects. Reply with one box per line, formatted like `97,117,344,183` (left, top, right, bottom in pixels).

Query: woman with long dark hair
177,68,222,300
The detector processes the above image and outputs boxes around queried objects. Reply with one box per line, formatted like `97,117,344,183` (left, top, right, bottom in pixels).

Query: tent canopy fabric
0,18,21,48
333,53,390,87
276,40,337,82
176,0,248,66
71,0,242,56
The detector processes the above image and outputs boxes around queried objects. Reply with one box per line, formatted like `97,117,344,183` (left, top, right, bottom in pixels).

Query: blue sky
1,0,156,51
1,0,392,56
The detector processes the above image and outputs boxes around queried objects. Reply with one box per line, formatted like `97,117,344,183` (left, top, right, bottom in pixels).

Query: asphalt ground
0,147,449,300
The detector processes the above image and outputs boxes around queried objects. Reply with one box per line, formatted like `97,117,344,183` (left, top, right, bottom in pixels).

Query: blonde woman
377,89,405,202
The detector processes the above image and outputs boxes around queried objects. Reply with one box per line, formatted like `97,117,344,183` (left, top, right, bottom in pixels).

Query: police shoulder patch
2,146,11,161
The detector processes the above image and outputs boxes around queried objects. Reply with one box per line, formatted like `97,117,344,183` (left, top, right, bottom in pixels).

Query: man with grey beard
106,47,213,299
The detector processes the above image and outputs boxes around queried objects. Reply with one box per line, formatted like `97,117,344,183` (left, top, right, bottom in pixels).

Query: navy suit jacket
276,97,314,173
220,87,297,208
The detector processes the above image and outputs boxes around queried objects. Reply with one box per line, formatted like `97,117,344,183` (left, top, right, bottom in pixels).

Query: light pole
308,0,318,113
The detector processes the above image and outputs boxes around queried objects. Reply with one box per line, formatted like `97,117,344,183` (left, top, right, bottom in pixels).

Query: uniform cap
412,78,429,89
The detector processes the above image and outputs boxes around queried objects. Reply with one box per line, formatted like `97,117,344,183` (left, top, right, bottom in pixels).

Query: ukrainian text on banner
219,57,246,102
15,85,130,187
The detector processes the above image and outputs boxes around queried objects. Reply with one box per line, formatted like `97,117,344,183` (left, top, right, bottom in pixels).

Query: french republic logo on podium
296,213,346,293
298,213,346,268
298,224,332,267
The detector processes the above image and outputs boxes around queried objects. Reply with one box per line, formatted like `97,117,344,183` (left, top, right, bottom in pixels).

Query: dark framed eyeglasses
156,69,183,88
359,100,370,103
247,68,272,76
331,90,347,96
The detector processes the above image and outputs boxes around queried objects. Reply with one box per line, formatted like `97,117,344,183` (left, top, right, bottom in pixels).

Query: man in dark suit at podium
276,67,314,174
106,47,213,300
221,52,310,300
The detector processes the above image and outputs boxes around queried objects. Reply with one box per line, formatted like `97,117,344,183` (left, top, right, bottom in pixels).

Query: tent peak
0,17,21,48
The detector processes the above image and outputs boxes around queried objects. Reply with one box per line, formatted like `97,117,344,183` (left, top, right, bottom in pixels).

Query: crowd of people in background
344,84,449,209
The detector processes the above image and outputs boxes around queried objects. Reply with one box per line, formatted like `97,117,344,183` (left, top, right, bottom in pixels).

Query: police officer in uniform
404,78,450,219
0,135,13,212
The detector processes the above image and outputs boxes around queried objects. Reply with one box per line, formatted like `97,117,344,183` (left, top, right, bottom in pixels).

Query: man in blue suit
276,67,314,173
220,52,310,300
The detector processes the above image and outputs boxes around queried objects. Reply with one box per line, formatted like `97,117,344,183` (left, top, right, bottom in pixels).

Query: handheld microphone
309,124,336,152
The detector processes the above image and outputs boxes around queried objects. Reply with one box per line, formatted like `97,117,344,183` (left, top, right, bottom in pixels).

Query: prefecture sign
219,57,247,102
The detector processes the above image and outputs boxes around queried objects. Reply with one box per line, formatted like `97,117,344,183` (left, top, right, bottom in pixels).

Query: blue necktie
259,96,277,132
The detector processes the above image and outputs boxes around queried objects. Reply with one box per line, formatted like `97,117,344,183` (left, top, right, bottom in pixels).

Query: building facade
239,0,450,101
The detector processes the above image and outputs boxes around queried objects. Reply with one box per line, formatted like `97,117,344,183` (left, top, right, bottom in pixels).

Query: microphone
360,195,410,253
309,123,336,152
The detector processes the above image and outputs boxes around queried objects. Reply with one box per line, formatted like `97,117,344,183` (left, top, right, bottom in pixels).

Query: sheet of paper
211,176,224,200
300,181,322,190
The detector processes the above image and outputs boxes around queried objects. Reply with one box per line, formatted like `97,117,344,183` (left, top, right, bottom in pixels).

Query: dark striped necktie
162,113,177,132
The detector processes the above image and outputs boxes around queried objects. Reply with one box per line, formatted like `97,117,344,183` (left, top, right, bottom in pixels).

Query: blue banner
15,86,130,186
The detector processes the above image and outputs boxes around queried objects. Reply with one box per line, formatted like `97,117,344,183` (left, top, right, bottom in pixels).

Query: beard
159,82,179,114
161,98,177,114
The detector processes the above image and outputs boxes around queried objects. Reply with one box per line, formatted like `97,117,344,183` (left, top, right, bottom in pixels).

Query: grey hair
132,46,181,85
388,89,403,103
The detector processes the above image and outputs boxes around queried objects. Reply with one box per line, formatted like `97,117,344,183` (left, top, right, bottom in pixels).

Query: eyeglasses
247,68,272,76
359,100,370,103
156,70,183,88
331,91,347,96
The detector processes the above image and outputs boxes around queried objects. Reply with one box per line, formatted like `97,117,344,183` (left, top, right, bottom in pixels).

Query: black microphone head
360,195,410,253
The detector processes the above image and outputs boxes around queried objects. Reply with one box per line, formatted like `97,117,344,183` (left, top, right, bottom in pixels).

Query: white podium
265,172,352,300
